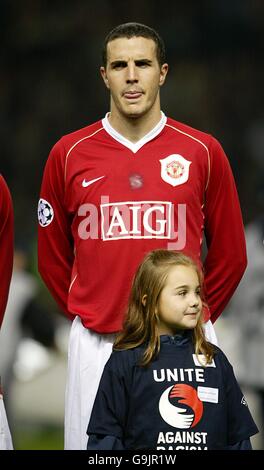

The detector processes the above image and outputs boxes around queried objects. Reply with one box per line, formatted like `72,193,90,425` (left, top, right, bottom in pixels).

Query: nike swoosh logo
82,176,105,187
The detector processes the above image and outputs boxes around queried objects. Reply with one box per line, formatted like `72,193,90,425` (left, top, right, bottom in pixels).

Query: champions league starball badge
38,198,54,227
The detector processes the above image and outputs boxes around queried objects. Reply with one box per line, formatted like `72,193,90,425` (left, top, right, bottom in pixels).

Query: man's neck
107,109,163,143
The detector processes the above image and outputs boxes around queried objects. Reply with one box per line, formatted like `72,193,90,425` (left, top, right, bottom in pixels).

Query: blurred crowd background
0,0,264,449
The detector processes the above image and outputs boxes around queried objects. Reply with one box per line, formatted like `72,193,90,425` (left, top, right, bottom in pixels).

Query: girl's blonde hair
114,249,215,365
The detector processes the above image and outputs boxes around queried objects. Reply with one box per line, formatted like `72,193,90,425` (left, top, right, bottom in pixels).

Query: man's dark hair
102,22,166,68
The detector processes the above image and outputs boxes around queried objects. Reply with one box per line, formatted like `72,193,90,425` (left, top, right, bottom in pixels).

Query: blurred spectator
215,173,264,449
0,248,57,433
227,213,264,448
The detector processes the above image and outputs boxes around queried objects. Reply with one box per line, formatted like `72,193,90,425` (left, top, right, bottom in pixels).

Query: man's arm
203,137,247,323
38,141,75,319
0,175,14,328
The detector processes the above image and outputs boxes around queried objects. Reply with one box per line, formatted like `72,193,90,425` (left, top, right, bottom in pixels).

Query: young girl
87,250,258,450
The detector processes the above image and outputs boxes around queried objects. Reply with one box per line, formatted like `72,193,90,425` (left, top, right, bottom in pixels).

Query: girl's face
156,265,202,335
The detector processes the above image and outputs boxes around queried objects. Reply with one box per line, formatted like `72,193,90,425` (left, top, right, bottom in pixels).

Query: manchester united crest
160,154,191,187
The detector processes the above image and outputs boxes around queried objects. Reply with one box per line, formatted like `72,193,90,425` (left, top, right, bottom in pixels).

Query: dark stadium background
1,0,263,450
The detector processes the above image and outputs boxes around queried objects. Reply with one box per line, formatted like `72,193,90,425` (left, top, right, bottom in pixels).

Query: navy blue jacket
87,332,258,450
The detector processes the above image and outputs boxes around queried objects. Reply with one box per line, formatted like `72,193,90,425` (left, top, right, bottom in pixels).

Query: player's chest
65,141,208,210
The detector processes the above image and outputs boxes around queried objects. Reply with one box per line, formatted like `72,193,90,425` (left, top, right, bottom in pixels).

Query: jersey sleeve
203,137,247,322
0,176,14,328
221,352,258,445
87,352,132,447
225,439,252,450
87,434,124,450
38,141,75,319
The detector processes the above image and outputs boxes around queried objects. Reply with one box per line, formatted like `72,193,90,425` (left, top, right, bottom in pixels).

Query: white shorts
64,317,217,450
0,394,13,450
203,319,218,346
64,316,115,450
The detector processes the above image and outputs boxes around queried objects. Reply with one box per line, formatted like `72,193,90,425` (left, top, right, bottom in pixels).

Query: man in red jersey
0,174,14,449
0,175,13,329
38,23,247,449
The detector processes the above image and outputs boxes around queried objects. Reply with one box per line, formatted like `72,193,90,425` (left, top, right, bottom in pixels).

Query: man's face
100,36,168,120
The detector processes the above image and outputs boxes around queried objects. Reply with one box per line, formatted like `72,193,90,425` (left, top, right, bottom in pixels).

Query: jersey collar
160,330,193,346
102,111,167,154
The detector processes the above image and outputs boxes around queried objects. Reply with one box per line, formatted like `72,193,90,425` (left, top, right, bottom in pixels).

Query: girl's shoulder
107,345,144,373
211,344,234,371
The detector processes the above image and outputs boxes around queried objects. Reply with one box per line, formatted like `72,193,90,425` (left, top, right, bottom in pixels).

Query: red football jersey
0,175,14,328
38,114,246,333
